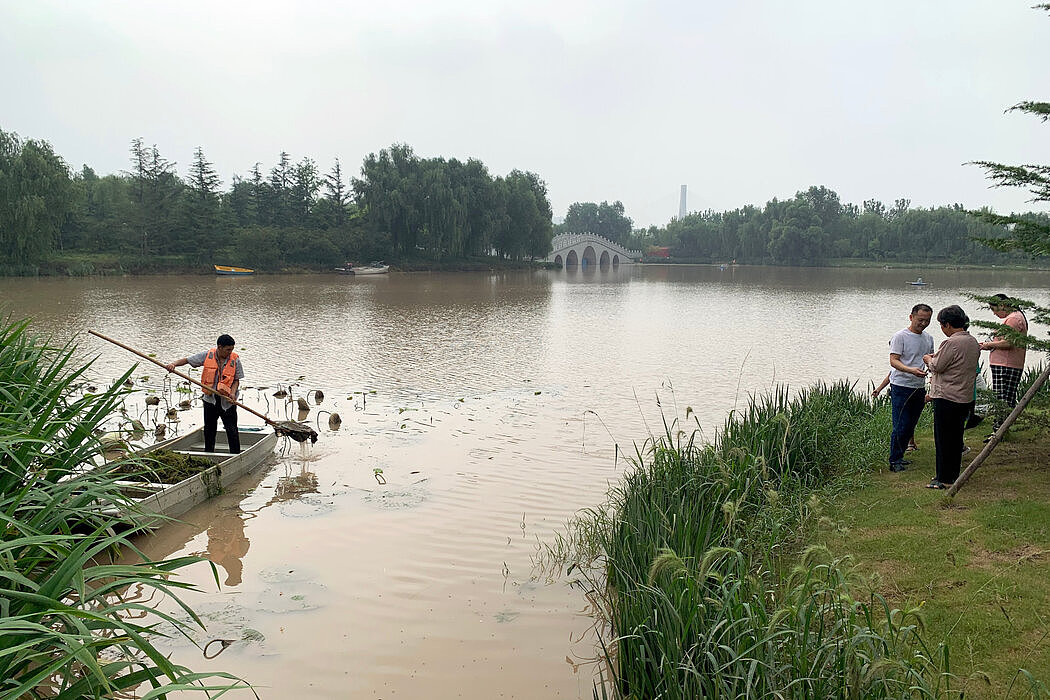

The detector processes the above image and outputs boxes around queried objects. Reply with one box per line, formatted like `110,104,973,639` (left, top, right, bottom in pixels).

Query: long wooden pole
87,330,278,428
947,362,1050,498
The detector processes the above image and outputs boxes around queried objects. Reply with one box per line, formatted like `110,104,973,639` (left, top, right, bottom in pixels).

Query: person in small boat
165,334,243,453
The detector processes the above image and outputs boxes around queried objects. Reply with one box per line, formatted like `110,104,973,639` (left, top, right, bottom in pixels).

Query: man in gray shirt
165,334,244,453
886,304,934,471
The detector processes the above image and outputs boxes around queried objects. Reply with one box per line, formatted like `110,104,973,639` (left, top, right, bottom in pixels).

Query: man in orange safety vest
165,334,244,453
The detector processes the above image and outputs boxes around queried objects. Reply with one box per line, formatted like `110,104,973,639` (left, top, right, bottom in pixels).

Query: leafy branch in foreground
968,10,1050,355
0,316,251,699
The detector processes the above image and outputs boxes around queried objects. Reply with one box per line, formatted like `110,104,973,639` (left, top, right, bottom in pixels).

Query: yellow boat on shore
214,265,254,276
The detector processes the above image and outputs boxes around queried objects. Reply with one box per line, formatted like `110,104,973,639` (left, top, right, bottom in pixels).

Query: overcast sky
2,1,1048,227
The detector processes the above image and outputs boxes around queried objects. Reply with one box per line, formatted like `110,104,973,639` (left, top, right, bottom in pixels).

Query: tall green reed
0,317,248,699
555,381,1048,699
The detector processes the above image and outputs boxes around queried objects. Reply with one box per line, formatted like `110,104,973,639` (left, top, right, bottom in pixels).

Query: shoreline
10,256,1049,278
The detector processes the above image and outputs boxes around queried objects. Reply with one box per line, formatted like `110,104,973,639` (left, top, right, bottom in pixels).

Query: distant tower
678,185,687,220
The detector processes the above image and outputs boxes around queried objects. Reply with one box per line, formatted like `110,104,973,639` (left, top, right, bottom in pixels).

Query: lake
2,264,1046,698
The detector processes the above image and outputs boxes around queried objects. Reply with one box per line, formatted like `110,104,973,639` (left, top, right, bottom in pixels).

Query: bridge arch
566,250,579,267
582,246,597,268
554,254,563,267
612,254,620,267
599,251,611,269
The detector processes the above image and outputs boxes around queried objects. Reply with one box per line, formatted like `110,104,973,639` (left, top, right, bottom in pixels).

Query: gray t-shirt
888,328,934,389
187,350,244,410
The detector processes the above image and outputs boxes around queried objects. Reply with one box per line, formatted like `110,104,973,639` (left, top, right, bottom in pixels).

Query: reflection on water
204,507,252,587
270,465,320,504
6,266,1050,699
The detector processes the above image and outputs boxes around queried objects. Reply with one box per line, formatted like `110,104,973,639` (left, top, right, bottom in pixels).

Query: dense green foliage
557,201,633,244
2,124,1044,274
0,317,244,698
624,185,1043,266
556,384,1047,698
0,132,553,274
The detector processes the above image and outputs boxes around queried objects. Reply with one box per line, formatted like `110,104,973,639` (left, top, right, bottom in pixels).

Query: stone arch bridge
547,233,642,269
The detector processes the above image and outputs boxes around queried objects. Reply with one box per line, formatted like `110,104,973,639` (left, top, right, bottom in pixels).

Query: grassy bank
12,252,556,277
819,423,1050,698
555,381,1049,698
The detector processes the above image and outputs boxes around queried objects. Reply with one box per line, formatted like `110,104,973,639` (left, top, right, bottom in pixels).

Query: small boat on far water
336,261,389,275
354,262,390,275
908,277,928,286
214,265,254,276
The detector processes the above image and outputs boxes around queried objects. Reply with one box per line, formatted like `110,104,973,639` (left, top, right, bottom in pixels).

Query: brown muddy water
2,265,1048,698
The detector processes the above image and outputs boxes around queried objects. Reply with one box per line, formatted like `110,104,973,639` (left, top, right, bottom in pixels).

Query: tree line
557,187,1042,266
0,130,553,274
620,186,1043,266
2,125,1044,275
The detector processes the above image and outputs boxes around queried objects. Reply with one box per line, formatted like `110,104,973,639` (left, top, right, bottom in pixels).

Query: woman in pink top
980,293,1029,428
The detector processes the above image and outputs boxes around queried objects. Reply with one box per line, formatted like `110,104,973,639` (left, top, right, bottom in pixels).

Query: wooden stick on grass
948,362,1050,498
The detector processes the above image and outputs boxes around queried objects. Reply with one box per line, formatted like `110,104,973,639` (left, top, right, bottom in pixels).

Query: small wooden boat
352,262,390,275
214,265,254,276
119,426,276,520
908,277,928,286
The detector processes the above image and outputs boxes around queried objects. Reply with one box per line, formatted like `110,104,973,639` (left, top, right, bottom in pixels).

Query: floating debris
313,389,324,403
99,432,125,450
272,420,318,443
328,413,341,429
273,388,288,399
179,399,192,410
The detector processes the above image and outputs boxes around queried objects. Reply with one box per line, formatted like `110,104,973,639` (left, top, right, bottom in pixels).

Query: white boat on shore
353,263,390,275
118,426,277,520
335,261,389,275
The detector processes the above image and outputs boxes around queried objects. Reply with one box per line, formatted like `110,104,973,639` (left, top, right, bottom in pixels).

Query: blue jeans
889,383,926,465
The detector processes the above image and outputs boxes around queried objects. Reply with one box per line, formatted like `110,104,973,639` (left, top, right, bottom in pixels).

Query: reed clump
0,316,245,698
561,381,1046,699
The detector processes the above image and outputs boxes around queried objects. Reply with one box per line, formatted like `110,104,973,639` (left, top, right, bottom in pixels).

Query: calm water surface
2,265,1047,698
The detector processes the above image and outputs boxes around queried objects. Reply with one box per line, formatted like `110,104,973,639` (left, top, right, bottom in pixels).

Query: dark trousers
203,400,240,453
933,398,969,484
889,384,926,465
990,364,1024,428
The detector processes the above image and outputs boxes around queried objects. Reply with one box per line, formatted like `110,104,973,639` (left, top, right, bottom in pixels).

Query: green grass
819,424,1050,699
552,381,1050,699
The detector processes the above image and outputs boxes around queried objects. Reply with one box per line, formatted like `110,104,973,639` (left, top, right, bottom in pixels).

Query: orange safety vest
201,348,239,398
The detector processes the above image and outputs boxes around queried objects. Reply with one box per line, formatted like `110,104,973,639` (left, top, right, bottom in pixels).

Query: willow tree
0,129,72,268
